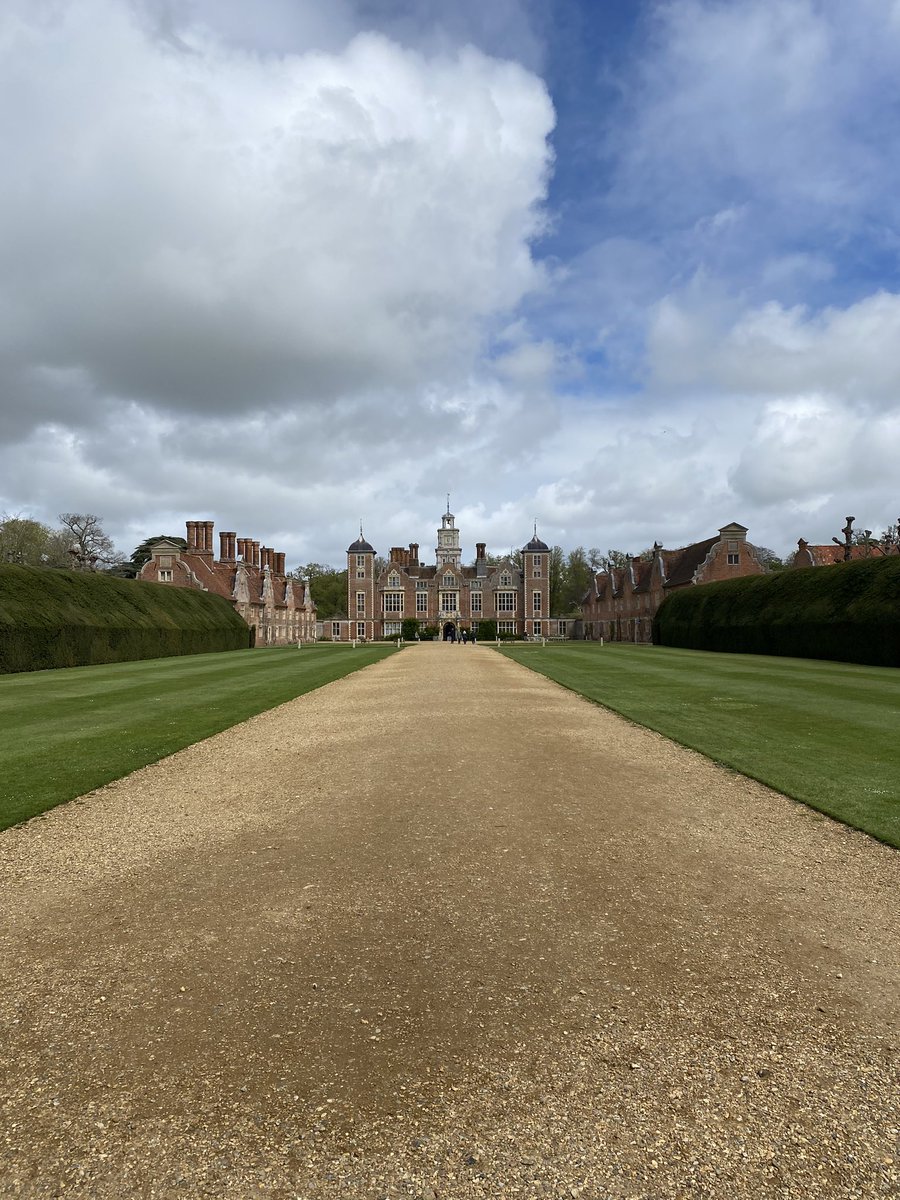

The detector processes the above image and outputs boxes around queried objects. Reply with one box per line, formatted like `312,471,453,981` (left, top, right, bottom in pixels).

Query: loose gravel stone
0,643,897,1199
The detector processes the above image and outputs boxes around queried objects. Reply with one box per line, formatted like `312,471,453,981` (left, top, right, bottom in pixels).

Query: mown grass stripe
1,645,398,832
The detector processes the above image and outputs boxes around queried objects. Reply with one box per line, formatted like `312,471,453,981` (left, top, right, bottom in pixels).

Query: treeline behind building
652,556,900,668
0,565,250,673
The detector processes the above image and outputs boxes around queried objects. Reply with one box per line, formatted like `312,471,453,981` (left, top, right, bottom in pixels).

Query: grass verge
497,643,900,848
1,645,398,831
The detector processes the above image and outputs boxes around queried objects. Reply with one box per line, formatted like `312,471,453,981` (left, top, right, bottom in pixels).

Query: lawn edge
494,646,900,851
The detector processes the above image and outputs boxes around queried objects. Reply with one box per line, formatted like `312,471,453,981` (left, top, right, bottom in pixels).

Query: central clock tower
435,499,461,568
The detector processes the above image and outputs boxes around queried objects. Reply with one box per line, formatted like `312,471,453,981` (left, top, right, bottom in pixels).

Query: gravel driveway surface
0,643,897,1199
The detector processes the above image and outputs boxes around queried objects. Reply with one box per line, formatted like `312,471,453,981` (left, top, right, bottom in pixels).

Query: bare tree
58,513,121,570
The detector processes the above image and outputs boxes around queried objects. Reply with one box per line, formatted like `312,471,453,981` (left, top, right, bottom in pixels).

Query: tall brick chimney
275,552,286,575
409,543,419,566
188,520,215,557
476,542,486,561
251,541,260,568
220,531,237,561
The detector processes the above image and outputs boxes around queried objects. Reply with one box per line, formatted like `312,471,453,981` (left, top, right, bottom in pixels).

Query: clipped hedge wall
0,565,250,673
652,556,900,667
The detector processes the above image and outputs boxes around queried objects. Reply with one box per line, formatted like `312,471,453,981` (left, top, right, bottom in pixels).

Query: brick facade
139,520,316,645
791,539,890,567
334,508,550,640
581,522,767,643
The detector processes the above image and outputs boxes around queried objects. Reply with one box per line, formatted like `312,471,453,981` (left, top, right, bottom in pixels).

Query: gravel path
0,643,897,1199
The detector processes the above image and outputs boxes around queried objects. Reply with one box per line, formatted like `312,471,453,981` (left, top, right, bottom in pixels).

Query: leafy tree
754,546,785,572
560,546,594,614
58,513,122,570
294,563,347,619
548,545,566,614
0,516,71,568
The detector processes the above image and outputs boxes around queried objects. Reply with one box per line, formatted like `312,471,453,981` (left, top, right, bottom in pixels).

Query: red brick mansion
581,522,767,643
331,506,550,641
140,520,316,644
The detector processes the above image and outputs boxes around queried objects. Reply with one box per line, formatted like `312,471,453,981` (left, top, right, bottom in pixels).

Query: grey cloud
1,3,554,434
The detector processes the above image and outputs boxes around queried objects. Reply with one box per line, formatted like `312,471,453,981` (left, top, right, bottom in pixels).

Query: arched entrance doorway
442,622,457,642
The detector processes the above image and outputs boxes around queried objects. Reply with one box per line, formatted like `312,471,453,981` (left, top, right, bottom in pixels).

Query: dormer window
499,572,512,587
442,572,455,587
388,571,401,588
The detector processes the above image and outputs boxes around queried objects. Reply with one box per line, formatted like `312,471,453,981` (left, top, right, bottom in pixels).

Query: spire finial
533,519,537,538
359,519,364,540
446,493,451,516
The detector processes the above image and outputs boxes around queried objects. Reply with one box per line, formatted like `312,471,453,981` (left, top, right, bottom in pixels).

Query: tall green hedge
0,565,250,673
652,556,900,667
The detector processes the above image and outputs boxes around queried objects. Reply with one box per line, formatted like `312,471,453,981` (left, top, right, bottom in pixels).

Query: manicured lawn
497,643,900,848
0,645,398,831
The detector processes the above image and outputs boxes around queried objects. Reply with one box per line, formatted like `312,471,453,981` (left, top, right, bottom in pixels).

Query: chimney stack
251,541,260,568
189,520,214,557
220,531,237,561
275,552,286,575
476,542,486,560
409,542,419,566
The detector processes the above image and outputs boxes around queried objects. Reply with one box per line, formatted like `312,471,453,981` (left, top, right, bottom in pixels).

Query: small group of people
443,627,475,644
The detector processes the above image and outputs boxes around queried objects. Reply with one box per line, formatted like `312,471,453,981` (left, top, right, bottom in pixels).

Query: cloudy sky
3,0,900,567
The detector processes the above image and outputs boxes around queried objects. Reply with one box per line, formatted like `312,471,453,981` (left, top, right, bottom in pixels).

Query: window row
375,589,546,615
